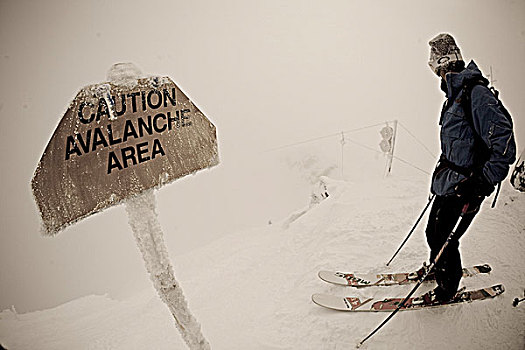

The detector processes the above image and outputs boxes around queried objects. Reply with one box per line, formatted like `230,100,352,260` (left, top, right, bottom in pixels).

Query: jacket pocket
488,122,514,156
441,104,465,138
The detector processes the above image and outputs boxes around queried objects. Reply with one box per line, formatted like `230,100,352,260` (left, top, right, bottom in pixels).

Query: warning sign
32,76,219,235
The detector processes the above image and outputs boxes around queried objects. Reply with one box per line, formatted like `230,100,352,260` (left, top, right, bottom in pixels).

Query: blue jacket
431,61,516,196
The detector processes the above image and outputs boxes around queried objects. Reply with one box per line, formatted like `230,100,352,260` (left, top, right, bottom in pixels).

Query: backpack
460,78,515,206
461,78,514,127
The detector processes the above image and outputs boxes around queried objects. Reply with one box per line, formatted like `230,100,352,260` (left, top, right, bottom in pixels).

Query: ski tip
312,293,351,311
311,293,329,305
311,293,325,309
318,270,348,286
311,293,322,304
317,270,329,282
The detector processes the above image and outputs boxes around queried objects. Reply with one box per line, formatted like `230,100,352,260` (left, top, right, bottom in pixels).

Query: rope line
391,155,431,175
345,137,431,175
264,121,396,153
344,137,383,155
398,121,437,160
263,120,432,176
264,133,341,152
342,121,395,135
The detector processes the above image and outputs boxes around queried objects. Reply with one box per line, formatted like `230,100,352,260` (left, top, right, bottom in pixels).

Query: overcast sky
1,0,524,313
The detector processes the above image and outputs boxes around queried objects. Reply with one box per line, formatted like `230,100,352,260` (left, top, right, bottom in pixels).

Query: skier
423,33,516,302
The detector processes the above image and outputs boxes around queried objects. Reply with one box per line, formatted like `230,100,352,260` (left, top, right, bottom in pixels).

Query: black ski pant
425,195,483,299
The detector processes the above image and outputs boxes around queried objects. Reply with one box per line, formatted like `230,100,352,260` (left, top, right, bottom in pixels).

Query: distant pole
341,131,346,180
385,120,398,176
389,120,398,175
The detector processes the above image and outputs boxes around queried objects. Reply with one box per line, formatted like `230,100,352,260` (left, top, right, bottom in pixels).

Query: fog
1,0,523,313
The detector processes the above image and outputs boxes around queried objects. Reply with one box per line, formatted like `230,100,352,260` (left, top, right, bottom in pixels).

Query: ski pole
386,194,436,266
358,202,469,348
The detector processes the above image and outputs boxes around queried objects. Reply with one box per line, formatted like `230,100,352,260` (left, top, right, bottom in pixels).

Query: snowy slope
1,176,524,349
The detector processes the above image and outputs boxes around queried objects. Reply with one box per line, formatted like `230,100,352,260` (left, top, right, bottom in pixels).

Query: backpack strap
460,77,489,130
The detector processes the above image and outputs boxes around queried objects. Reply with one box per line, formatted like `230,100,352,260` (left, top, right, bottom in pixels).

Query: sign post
31,63,217,349
125,189,210,349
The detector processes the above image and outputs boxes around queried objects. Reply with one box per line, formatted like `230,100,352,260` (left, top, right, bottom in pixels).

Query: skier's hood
444,60,487,99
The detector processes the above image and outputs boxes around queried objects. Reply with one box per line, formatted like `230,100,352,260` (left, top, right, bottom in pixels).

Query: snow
106,63,143,89
1,176,524,349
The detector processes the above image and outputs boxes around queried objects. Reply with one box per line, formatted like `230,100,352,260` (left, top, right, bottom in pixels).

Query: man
423,33,516,302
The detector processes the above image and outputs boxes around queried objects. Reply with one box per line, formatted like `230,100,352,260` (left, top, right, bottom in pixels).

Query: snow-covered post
379,121,397,176
388,120,398,175
31,63,219,349
125,190,209,349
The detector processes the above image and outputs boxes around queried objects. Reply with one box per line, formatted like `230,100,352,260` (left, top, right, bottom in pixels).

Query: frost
94,84,117,120
147,76,170,89
159,172,170,185
310,177,330,205
106,62,142,88
108,193,117,203
0,306,19,321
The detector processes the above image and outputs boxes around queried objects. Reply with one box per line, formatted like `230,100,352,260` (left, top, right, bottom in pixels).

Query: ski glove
454,171,494,199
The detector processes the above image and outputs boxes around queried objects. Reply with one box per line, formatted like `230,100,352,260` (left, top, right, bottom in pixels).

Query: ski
312,284,504,312
318,264,491,287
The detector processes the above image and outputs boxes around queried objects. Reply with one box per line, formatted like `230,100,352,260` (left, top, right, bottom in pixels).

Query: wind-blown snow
1,176,524,349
